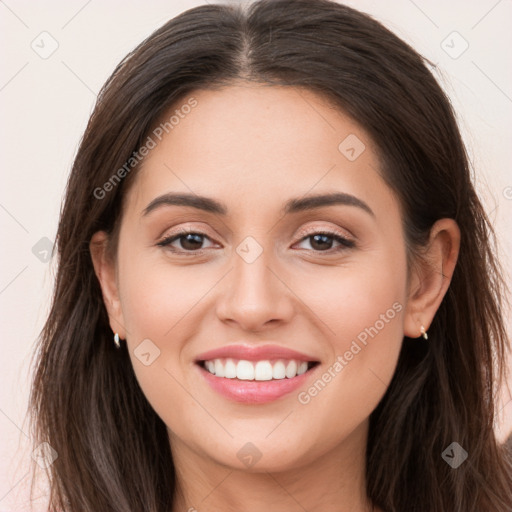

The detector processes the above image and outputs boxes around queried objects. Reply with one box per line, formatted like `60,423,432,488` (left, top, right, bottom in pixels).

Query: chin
206,434,318,473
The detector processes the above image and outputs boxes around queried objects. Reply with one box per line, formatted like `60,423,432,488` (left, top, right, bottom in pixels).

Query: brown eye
295,231,355,253
157,230,215,254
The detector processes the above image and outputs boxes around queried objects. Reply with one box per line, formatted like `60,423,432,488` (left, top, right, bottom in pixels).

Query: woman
28,0,512,510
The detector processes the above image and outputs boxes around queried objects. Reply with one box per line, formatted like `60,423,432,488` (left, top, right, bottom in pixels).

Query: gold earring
114,332,121,348
420,325,428,340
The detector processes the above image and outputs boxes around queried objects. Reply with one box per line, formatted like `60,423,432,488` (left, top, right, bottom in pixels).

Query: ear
89,230,127,339
403,218,461,338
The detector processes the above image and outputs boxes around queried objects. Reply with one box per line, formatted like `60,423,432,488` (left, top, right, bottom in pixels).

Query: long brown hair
28,1,512,510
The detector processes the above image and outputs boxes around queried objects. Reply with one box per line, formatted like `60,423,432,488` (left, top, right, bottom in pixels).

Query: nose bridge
216,231,293,328
232,233,278,302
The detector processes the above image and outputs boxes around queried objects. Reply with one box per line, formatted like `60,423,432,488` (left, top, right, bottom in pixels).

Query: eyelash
156,227,356,256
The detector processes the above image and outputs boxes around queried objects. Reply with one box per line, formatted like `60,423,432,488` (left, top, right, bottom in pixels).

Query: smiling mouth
197,358,320,381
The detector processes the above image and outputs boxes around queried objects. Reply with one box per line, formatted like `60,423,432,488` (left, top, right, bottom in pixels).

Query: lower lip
196,363,319,404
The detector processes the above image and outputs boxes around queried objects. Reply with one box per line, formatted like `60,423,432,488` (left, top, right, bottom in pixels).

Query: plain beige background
1,0,511,509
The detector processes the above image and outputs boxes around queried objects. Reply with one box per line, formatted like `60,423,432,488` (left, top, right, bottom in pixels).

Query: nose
215,241,295,332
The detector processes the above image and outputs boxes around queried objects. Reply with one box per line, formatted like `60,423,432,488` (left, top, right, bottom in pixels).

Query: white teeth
214,359,225,377
236,360,255,380
285,360,297,378
272,360,286,380
254,361,273,381
224,358,237,379
202,358,313,380
297,361,308,375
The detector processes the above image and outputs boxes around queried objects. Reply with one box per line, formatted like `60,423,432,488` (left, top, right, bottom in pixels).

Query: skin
90,83,460,512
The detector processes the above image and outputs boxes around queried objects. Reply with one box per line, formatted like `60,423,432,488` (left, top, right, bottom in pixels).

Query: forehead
124,84,395,219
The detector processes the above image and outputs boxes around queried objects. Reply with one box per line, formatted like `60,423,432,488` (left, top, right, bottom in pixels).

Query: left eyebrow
282,192,374,217
141,191,375,218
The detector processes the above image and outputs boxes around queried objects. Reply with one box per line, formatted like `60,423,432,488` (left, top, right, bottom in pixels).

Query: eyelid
296,224,354,241
156,223,357,254
157,228,217,250
160,221,355,239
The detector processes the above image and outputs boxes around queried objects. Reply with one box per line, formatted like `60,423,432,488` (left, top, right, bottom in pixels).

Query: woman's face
103,84,413,471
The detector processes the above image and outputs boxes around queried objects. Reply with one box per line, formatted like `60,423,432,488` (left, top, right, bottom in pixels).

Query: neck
170,420,379,512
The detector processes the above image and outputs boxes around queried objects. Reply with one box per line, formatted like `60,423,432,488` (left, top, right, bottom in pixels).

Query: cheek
301,242,407,355
331,262,405,356
119,251,213,340
292,245,407,443
116,253,219,431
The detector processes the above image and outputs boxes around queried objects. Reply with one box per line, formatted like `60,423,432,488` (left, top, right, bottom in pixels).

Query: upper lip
195,344,320,363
